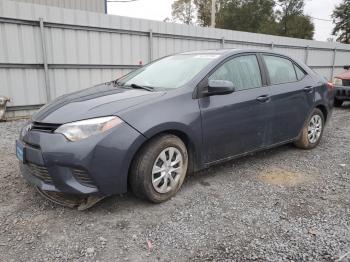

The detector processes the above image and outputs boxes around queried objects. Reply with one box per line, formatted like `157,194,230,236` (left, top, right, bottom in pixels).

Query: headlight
55,116,123,142
333,78,343,86
20,122,32,139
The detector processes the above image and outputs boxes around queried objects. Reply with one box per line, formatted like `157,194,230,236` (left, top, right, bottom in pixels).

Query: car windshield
116,54,220,89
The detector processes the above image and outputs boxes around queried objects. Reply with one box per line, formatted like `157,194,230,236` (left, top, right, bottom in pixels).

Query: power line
309,16,333,22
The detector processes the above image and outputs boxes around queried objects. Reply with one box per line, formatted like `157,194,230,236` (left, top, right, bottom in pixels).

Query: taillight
327,82,335,90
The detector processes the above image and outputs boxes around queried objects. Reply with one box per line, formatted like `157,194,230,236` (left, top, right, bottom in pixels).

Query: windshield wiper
129,84,154,92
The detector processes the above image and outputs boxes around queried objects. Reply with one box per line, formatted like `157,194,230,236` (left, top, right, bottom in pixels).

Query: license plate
16,140,25,163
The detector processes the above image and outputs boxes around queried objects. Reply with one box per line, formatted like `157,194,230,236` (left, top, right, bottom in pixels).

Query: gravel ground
0,106,349,262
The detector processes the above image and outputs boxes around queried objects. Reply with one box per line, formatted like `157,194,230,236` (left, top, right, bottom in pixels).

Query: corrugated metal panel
0,68,46,105
9,0,106,13
44,27,150,65
49,68,129,98
335,50,350,67
0,23,43,63
308,49,334,67
0,0,350,113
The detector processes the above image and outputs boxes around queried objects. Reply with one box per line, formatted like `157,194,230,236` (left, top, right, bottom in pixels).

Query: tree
275,0,314,39
171,0,197,25
194,0,218,27
171,0,314,40
332,0,350,44
216,0,278,35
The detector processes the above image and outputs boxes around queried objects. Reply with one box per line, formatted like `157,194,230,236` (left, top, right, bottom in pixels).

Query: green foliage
332,0,350,44
276,0,304,17
277,15,314,39
216,0,278,35
194,0,227,26
171,0,196,25
171,0,315,40
275,0,314,39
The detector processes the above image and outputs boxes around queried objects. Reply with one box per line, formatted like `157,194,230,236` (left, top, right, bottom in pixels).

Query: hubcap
152,147,184,194
307,115,322,143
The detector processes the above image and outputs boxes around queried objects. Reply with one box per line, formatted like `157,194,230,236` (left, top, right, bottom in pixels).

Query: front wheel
130,134,188,203
294,108,324,150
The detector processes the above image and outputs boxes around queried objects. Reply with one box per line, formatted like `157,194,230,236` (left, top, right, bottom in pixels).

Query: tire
334,98,343,107
294,108,325,150
130,134,188,203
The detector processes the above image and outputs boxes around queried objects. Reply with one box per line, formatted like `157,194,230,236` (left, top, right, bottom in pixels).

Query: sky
107,0,342,42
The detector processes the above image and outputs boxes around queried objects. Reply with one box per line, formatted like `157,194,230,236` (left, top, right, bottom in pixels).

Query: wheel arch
315,104,328,122
127,125,202,187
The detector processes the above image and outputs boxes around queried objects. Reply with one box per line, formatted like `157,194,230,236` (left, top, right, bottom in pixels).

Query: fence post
331,47,337,80
221,37,225,49
39,18,51,102
270,42,274,50
304,45,309,65
149,30,153,62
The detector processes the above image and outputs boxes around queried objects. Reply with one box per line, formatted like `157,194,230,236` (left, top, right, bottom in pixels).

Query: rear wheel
334,98,343,107
130,134,188,203
294,108,324,150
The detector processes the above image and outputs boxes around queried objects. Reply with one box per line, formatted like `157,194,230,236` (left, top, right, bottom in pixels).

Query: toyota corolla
16,49,334,205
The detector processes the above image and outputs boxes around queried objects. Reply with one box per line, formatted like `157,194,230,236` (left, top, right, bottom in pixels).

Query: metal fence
1,0,350,117
9,0,107,13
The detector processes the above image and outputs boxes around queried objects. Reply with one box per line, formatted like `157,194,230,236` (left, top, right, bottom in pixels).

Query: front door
199,54,271,163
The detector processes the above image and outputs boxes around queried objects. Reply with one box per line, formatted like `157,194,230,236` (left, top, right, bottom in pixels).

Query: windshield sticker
194,55,220,59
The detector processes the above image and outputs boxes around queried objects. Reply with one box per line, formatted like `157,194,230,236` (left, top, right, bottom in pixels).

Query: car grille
27,164,95,188
72,169,95,188
31,122,60,133
336,88,350,97
27,163,53,183
343,79,350,86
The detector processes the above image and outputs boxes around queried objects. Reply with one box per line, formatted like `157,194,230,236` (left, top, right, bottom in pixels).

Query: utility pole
210,0,216,28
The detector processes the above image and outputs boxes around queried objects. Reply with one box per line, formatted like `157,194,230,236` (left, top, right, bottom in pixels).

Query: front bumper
17,122,146,195
335,85,350,100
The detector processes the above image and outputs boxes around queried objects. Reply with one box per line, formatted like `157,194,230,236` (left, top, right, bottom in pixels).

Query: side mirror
344,65,350,70
204,80,235,96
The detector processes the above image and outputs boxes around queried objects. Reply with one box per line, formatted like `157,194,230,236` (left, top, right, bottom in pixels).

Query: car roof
178,48,312,75
180,49,237,55
179,48,293,58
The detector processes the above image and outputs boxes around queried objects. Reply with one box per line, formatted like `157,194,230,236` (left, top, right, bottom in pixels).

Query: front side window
209,55,262,91
117,54,220,89
263,55,298,85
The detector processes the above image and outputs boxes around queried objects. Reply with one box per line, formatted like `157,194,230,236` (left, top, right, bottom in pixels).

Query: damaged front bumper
16,121,146,201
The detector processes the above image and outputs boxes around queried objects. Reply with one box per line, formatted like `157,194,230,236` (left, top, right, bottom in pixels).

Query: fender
140,122,204,172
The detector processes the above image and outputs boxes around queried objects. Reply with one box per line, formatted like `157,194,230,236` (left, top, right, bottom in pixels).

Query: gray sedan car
16,49,334,204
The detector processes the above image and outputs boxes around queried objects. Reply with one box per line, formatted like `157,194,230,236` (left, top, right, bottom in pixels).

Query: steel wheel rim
307,115,322,143
152,147,184,194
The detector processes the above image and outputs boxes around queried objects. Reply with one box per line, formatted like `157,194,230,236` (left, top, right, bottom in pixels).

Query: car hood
32,83,165,124
335,70,350,80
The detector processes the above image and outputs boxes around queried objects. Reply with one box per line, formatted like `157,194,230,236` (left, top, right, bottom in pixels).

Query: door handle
256,95,270,103
303,86,314,93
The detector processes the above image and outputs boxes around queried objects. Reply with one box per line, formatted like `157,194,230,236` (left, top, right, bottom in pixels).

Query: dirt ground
0,106,349,262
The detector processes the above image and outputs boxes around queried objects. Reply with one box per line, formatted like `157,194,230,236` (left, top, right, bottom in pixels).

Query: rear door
261,54,314,145
199,54,271,163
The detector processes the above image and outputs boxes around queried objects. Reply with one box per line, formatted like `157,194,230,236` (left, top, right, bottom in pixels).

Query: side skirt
203,138,297,168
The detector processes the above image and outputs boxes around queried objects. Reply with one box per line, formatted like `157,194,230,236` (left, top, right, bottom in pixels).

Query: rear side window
209,55,262,91
263,55,298,85
294,64,306,80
